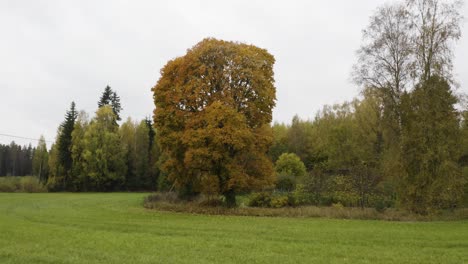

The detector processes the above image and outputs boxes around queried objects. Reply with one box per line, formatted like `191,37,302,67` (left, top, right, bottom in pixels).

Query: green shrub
0,176,47,193
157,169,172,192
291,184,311,205
302,169,334,206
275,173,296,192
0,177,16,192
20,177,47,193
329,175,359,207
270,196,290,208
463,167,468,207
199,198,224,207
248,192,272,207
275,153,306,177
248,192,294,208
46,177,62,192
374,199,387,213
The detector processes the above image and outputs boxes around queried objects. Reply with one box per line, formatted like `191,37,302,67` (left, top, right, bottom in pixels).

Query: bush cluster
248,192,296,208
0,176,47,193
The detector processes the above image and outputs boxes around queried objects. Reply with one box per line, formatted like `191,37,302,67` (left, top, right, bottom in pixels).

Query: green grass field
0,193,467,263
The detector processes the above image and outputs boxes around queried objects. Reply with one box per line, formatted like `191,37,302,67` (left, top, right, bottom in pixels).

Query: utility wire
0,133,54,144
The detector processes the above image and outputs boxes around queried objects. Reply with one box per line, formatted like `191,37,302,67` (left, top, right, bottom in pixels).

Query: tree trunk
223,189,236,207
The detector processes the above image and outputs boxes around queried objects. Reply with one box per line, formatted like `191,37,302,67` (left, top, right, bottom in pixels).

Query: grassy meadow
0,193,467,264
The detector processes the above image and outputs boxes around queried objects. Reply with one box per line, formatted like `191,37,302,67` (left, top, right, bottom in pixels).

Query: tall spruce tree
57,102,78,188
98,85,122,121
98,85,113,107
111,91,122,121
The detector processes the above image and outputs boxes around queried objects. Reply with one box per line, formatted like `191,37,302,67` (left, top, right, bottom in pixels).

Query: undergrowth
144,193,468,221
0,176,47,193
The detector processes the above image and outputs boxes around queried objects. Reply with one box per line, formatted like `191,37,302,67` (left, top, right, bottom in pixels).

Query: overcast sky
1,0,467,146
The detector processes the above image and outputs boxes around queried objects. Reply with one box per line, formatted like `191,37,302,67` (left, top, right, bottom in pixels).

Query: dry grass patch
144,193,468,221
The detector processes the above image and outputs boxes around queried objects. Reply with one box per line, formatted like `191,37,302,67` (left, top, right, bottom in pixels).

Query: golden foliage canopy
152,38,276,202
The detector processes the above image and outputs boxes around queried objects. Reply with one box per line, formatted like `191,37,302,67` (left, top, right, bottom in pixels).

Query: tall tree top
61,101,78,128
98,85,122,121
98,85,113,108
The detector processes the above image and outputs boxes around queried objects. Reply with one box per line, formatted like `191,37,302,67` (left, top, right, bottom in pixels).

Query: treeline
44,86,160,191
0,142,34,176
269,82,468,212
2,0,467,215
0,86,161,192
0,140,49,181
266,0,468,213
149,0,468,214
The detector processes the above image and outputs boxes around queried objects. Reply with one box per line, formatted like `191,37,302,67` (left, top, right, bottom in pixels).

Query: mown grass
0,193,467,263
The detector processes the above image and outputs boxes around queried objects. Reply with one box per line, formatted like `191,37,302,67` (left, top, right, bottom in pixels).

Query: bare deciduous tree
407,0,463,83
353,0,463,134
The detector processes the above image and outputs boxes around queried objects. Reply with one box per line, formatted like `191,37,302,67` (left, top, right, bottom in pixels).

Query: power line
0,133,54,144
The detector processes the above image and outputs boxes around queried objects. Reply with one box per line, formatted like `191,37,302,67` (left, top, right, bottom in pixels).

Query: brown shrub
144,193,468,221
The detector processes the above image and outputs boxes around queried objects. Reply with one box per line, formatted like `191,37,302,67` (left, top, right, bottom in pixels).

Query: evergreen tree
0,142,34,176
98,85,122,121
111,91,122,121
98,85,113,107
57,102,78,188
25,144,34,176
144,117,155,153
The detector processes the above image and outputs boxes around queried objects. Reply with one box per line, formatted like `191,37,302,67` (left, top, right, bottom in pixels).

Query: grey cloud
1,0,466,146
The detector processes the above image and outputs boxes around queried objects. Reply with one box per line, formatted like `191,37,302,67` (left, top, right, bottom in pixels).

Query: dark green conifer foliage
144,117,155,154
111,91,122,121
98,85,113,108
57,102,78,186
98,85,122,121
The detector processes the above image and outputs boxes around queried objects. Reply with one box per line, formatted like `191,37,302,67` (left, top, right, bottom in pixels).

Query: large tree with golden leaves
152,38,276,206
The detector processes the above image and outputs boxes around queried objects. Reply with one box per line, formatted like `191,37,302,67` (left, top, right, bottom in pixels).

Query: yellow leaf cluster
152,38,276,198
